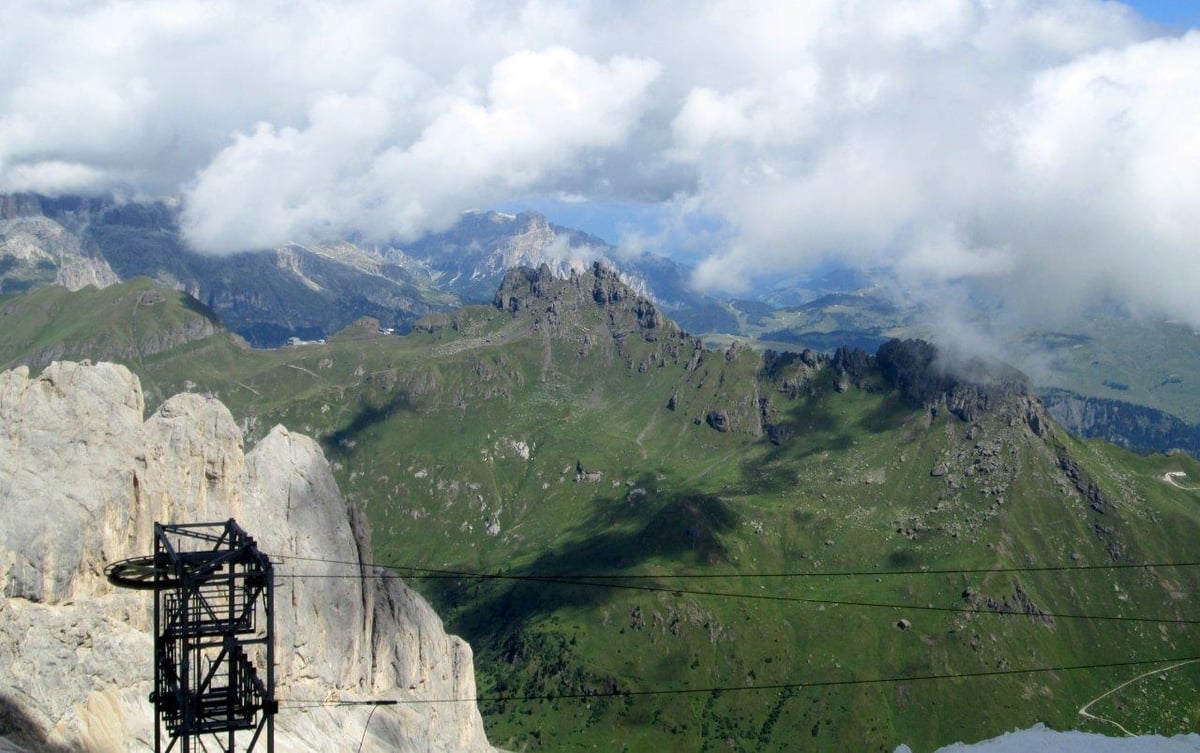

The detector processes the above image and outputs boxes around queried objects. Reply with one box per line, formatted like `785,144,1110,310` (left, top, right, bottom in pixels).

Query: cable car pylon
107,519,276,753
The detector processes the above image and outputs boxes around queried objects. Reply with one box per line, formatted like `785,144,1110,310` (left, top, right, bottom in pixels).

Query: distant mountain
0,194,119,292
1,191,895,350
388,209,617,301
386,208,737,326
0,193,724,347
0,194,453,346
1043,388,1200,457
7,192,1200,458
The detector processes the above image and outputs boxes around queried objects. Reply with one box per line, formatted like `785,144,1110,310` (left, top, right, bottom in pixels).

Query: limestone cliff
0,360,501,752
0,214,119,292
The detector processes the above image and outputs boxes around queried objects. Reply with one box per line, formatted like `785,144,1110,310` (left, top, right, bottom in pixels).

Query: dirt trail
1162,472,1200,490
286,363,321,379
430,336,495,357
429,323,520,358
1077,659,1200,735
634,411,657,459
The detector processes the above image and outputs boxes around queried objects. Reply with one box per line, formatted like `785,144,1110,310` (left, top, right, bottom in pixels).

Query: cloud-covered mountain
3,1,1199,336
0,192,734,346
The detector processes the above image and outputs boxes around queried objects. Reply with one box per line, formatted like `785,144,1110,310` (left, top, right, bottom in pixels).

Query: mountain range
5,191,1200,460
0,193,725,347
2,266,1199,750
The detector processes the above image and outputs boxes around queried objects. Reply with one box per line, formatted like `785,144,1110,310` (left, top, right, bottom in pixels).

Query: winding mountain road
1163,472,1200,490
1077,659,1200,736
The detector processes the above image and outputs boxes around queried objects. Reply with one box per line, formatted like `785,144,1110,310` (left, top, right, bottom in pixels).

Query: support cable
271,557,1200,626
271,552,1200,578
276,655,1200,707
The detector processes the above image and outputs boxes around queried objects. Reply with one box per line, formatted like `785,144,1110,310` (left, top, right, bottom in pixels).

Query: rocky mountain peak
0,197,120,293
875,339,1033,421
492,263,557,312
494,262,673,332
485,262,699,384
0,360,502,752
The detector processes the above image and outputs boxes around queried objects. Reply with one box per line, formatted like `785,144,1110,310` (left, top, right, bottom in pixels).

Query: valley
3,270,1200,751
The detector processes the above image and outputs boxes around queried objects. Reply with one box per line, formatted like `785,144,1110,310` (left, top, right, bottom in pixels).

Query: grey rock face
0,361,500,752
0,215,119,291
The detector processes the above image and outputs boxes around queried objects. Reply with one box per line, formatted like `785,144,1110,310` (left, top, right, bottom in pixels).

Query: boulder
706,410,730,432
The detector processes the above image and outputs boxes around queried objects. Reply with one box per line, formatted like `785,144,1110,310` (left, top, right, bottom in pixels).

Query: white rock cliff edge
0,360,501,752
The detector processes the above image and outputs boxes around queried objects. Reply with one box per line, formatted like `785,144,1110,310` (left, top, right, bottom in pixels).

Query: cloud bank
2,0,1198,328
183,46,659,250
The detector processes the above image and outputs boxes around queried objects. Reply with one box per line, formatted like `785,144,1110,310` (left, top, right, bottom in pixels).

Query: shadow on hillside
740,387,919,496
738,397,855,495
320,393,414,456
856,392,914,433
0,693,79,752
430,476,739,650
179,291,222,325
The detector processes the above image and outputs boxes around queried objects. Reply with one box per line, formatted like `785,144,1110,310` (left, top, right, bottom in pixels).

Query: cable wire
263,555,1200,719
271,558,1200,626
276,655,1200,707
357,702,382,753
270,552,1200,579
282,700,397,710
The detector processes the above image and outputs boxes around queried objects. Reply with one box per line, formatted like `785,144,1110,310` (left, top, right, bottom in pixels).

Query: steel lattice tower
107,520,276,753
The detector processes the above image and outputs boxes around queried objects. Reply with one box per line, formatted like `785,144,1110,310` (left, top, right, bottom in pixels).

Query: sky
1129,0,1200,29
2,0,1198,332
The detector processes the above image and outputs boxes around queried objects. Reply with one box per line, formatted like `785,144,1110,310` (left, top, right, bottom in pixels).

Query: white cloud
995,30,1200,323
181,47,660,252
2,0,1198,331
0,161,108,194
651,1,1200,331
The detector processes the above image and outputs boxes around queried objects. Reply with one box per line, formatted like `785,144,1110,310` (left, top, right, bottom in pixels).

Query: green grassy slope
1,279,223,375
3,273,1200,751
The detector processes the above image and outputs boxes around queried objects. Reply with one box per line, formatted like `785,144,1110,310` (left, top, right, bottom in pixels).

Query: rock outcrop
493,262,674,334
0,361,501,752
488,263,701,382
874,339,1032,422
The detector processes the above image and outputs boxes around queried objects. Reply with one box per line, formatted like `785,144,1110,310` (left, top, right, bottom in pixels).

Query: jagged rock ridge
486,262,702,379
698,338,1047,444
493,262,673,334
819,339,1040,426
0,360,501,753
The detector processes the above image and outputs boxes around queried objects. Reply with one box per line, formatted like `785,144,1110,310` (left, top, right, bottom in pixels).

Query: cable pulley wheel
105,556,179,590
